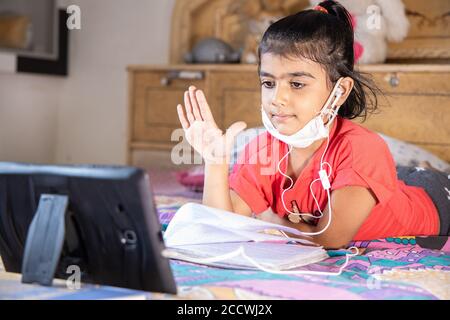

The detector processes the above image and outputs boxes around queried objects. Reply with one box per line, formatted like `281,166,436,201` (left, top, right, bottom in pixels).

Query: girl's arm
202,163,233,212
177,86,247,212
204,170,376,248
203,162,253,216
312,186,376,248
256,186,377,249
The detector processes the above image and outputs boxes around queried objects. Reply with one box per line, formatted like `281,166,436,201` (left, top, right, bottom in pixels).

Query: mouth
271,112,295,123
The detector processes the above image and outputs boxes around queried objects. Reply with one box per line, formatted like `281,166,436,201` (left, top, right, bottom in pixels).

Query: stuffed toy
309,0,410,64
240,0,297,64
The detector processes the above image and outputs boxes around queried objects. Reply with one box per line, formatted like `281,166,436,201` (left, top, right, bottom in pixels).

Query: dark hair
258,0,381,121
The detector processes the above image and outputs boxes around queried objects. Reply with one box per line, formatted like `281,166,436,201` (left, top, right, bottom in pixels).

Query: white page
164,203,316,247
164,242,328,270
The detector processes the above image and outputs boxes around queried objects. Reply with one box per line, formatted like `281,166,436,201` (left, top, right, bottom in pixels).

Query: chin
273,123,298,136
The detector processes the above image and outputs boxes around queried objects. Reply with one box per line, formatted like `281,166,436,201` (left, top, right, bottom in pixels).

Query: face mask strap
319,77,344,126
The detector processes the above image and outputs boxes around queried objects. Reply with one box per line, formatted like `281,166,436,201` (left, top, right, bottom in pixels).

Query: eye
261,80,275,89
290,82,305,89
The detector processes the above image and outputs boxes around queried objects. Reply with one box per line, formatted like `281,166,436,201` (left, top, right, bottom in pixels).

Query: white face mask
261,77,345,148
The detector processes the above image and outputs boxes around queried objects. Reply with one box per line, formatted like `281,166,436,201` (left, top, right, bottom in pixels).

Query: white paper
164,203,316,247
164,241,328,270
162,203,328,270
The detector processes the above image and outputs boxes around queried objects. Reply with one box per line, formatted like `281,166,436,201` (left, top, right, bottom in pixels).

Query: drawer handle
388,73,400,88
161,70,204,86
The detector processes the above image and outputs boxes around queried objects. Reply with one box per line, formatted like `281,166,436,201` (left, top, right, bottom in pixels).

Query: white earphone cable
277,85,342,236
163,245,360,276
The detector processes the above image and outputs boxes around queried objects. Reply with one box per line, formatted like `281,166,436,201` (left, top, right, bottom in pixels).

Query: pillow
377,133,450,173
229,127,266,171
175,165,204,192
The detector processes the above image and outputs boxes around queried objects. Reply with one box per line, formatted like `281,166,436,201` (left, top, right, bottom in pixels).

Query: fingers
182,86,216,127
177,104,189,130
195,90,215,123
183,91,195,124
226,121,247,137
225,121,247,149
188,86,203,121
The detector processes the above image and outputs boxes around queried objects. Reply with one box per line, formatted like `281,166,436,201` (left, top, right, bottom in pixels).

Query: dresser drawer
370,71,450,94
130,71,206,144
208,71,261,128
355,70,450,160
128,64,450,165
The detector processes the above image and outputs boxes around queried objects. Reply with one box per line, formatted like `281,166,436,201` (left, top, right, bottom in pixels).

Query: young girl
176,0,449,249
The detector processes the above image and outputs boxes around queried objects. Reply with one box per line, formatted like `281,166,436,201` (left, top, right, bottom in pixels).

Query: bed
0,150,448,300
142,69,450,299
154,192,449,300
147,147,450,300
0,192,448,300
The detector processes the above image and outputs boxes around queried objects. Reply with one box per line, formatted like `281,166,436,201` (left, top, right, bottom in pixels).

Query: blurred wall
0,72,60,163
0,0,175,164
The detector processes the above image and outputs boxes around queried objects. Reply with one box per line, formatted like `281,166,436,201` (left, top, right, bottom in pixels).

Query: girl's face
260,53,336,136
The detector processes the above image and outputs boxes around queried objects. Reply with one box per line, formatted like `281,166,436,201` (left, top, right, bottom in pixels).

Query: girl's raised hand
177,86,247,164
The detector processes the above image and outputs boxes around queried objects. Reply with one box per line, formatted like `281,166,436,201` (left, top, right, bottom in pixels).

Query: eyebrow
259,71,316,79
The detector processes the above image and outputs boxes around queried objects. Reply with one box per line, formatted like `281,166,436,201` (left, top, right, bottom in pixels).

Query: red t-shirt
229,116,440,240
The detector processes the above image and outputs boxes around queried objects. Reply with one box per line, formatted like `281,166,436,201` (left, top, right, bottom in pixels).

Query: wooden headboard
170,0,450,63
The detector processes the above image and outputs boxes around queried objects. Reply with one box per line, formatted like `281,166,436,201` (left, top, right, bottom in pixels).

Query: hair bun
317,0,354,31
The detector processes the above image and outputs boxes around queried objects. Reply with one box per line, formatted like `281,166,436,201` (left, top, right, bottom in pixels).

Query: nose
271,83,289,108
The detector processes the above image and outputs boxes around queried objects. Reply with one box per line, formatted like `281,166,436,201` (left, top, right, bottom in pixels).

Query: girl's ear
336,77,354,106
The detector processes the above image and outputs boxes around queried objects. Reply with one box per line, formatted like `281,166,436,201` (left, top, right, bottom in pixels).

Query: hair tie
313,5,328,14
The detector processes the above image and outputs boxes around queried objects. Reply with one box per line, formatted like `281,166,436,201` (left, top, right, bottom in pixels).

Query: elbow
318,237,351,250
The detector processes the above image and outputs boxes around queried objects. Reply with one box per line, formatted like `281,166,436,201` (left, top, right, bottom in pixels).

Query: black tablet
0,162,177,294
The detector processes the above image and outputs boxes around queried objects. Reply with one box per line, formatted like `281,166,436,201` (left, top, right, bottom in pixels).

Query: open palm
177,86,247,164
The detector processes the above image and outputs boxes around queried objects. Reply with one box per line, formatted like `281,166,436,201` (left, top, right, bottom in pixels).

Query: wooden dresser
127,0,450,166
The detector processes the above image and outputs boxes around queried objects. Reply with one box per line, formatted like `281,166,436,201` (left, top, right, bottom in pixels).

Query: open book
163,203,328,271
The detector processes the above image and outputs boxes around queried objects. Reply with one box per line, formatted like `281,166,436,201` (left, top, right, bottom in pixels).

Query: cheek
293,92,324,116
291,99,313,119
261,89,273,105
